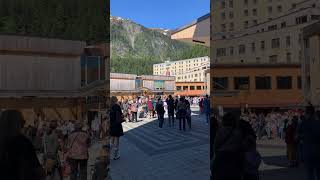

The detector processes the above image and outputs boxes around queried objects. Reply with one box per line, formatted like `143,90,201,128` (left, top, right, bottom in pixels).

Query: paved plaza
110,106,210,180
102,106,306,180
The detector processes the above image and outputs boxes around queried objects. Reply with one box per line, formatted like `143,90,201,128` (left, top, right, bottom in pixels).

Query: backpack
131,103,138,112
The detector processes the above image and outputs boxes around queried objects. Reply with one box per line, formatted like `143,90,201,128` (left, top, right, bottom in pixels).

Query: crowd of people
117,95,210,126
0,109,110,180
210,105,320,180
109,94,211,161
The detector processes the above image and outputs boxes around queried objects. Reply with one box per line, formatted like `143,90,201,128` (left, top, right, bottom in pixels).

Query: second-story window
221,1,226,8
269,55,278,63
229,0,233,8
229,11,234,19
277,5,282,13
244,9,249,16
261,41,265,50
272,38,280,48
234,77,250,90
251,42,256,52
239,44,246,54
268,6,273,14
253,9,258,16
286,36,291,47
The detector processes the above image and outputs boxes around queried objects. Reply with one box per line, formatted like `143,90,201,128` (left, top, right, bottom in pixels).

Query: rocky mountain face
110,16,209,74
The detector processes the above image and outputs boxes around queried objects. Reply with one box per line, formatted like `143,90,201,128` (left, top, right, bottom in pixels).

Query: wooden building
0,35,109,125
110,73,175,99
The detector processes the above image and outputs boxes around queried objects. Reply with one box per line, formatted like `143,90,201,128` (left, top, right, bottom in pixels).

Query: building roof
212,63,301,68
303,21,320,38
172,13,210,35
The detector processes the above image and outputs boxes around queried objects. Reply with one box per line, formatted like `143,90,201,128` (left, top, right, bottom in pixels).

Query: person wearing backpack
177,96,187,131
156,98,165,128
66,122,90,180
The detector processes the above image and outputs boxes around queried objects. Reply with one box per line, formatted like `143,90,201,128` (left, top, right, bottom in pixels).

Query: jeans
168,113,175,126
266,127,271,139
132,112,138,122
179,117,186,131
306,166,320,180
69,159,88,180
158,114,164,128
206,113,210,123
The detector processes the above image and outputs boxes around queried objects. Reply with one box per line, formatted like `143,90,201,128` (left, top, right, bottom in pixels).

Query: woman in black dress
110,96,124,160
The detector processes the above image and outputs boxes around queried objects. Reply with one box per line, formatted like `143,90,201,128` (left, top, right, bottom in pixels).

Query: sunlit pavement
109,106,210,180
85,106,306,180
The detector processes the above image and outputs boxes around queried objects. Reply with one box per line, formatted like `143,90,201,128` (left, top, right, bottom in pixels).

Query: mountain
111,16,209,75
0,0,109,44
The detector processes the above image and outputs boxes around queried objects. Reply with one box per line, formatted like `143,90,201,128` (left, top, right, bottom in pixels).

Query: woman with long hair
110,96,124,160
0,109,45,180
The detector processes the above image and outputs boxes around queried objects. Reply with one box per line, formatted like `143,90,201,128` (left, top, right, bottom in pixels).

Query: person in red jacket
285,116,299,167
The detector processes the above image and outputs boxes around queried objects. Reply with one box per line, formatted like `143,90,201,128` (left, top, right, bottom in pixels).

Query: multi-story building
153,56,210,82
210,0,320,110
0,35,109,123
302,21,320,108
212,0,320,64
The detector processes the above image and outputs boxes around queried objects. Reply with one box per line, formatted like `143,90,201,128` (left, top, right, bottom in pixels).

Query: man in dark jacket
156,98,165,128
167,95,175,127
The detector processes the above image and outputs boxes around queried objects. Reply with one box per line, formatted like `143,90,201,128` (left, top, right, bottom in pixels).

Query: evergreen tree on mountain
0,0,109,44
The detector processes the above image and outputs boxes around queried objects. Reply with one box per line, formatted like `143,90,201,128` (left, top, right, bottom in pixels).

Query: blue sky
111,0,210,30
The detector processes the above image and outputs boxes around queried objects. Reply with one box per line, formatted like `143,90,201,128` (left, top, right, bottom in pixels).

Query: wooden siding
0,35,86,55
0,55,81,91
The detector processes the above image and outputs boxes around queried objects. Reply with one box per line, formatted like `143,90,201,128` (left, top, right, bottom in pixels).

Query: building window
253,9,258,16
277,76,292,89
217,48,226,57
281,22,287,28
234,77,250,90
253,20,258,25
229,22,234,31
272,38,280,48
190,86,195,90
244,0,248,5
183,86,188,90
253,0,258,5
229,12,234,19
269,55,278,63
239,45,246,54
299,34,302,44
213,77,228,90
230,47,234,55
221,24,226,32
256,57,261,63
277,6,282,12
244,21,249,29
268,25,277,31
221,12,226,20
268,6,273,14
297,76,302,89
229,0,233,8
197,86,202,90
244,9,249,16
286,36,291,47
261,41,265,50
176,86,182,90
287,53,292,63
251,42,256,52
296,16,308,24
255,77,272,89
221,1,226,8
